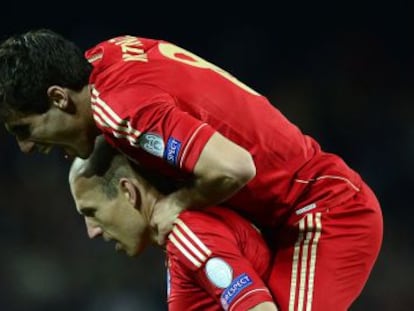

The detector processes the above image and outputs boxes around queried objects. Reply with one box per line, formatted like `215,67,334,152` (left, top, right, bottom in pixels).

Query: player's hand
151,196,183,246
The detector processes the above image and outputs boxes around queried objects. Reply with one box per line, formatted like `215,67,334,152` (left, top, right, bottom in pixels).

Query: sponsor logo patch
164,137,182,166
220,273,253,310
205,257,233,289
139,133,165,157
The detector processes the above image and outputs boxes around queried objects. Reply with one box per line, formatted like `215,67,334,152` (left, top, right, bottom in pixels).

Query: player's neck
131,177,162,245
66,85,91,116
75,85,99,135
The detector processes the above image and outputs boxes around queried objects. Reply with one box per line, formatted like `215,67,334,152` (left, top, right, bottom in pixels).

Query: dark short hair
0,28,92,120
70,136,180,199
71,137,133,199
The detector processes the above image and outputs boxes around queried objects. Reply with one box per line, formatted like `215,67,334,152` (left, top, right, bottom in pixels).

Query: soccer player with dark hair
0,29,383,310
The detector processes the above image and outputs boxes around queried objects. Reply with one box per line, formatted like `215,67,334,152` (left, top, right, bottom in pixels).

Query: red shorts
267,179,383,311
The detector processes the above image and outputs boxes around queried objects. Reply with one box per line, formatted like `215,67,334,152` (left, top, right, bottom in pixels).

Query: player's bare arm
185,131,256,206
152,131,256,244
249,302,278,311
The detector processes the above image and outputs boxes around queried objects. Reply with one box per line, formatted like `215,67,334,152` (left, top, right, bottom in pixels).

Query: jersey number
158,42,260,96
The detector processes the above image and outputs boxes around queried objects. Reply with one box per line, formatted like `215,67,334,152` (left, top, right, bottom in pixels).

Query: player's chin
72,142,96,159
124,248,140,257
61,146,82,160
119,244,140,257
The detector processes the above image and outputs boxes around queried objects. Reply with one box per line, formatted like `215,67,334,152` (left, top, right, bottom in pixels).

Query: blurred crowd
0,4,412,310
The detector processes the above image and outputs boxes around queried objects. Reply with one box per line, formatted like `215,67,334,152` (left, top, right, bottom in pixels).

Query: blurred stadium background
0,2,412,310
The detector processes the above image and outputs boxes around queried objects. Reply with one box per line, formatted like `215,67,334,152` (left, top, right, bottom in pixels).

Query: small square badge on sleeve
220,273,253,310
164,137,182,166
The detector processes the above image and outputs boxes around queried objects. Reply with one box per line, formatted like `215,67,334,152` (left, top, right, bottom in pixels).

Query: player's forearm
169,131,256,210
166,168,251,211
151,132,256,244
248,302,278,311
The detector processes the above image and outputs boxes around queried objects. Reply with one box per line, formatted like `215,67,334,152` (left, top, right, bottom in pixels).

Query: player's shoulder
91,79,174,120
169,208,232,242
174,207,243,236
86,35,161,87
86,35,158,61
166,207,236,271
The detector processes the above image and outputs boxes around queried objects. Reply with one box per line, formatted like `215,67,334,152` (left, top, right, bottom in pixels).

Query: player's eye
6,124,31,140
80,207,96,218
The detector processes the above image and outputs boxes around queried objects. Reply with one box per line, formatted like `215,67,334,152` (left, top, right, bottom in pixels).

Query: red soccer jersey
166,207,274,311
86,36,362,228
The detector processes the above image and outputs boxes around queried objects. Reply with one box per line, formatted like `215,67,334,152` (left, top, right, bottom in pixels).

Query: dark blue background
0,2,412,310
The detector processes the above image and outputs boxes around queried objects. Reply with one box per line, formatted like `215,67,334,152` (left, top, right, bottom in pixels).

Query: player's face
4,107,96,159
70,176,150,257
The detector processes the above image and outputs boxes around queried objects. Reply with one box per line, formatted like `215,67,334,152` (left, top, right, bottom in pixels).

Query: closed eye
79,207,96,218
5,123,31,140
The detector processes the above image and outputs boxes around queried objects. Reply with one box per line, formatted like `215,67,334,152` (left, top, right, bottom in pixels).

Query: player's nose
87,224,103,239
17,139,35,153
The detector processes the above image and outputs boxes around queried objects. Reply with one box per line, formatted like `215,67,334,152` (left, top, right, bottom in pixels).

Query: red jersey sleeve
166,209,273,311
91,84,215,173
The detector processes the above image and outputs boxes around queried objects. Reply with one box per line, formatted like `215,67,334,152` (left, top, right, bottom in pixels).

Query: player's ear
120,177,141,208
47,85,70,111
